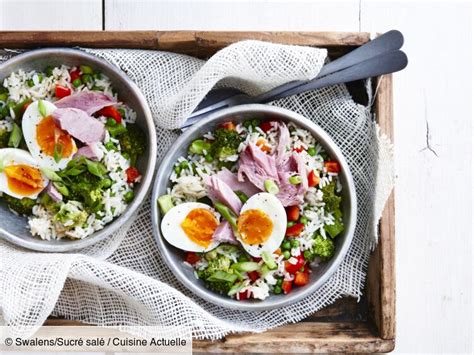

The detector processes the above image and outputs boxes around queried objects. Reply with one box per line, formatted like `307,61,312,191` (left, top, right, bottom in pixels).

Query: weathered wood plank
0,31,370,58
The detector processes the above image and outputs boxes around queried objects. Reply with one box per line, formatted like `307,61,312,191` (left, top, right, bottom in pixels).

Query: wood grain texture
0,31,370,58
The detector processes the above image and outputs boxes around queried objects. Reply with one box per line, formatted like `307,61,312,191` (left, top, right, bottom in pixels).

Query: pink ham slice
237,143,279,191
204,175,242,215
74,144,101,161
212,221,238,245
54,91,116,115
276,152,308,206
52,108,105,143
215,168,259,197
275,122,291,165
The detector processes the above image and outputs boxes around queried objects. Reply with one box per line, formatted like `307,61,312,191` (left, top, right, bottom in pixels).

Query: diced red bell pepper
125,167,141,184
285,223,304,237
285,205,300,222
294,271,310,286
185,252,200,265
237,290,248,300
248,271,260,282
293,146,305,153
69,69,81,82
307,170,320,187
220,121,235,131
55,85,71,99
324,161,341,173
252,256,262,262
96,105,122,123
282,280,293,294
285,255,305,274
259,121,273,132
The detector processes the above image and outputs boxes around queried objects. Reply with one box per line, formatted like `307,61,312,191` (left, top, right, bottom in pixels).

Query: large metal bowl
0,48,157,252
151,104,357,311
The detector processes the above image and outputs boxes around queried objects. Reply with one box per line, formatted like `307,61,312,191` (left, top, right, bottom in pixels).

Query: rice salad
158,119,344,301
0,64,146,240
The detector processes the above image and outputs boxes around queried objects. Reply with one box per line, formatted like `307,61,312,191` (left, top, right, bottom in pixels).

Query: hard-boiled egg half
22,100,77,171
161,202,221,252
0,148,49,199
236,192,286,257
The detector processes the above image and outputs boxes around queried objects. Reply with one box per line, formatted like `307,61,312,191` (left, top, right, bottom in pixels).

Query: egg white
236,192,287,257
0,148,49,199
22,100,77,171
161,202,221,252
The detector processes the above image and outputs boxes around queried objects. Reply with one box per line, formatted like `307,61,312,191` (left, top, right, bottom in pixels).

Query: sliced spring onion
40,167,62,182
214,202,237,230
289,175,302,185
215,244,240,255
188,139,211,155
157,194,174,214
264,179,279,194
231,261,260,273
227,282,244,296
53,181,69,197
261,251,277,270
53,143,63,163
79,65,94,74
8,123,22,148
38,100,47,117
206,271,238,283
234,190,249,203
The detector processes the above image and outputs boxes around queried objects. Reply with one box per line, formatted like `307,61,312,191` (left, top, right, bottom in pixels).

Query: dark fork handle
256,30,404,103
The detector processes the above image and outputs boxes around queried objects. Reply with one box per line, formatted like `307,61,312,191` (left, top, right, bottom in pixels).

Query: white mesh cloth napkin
0,41,394,339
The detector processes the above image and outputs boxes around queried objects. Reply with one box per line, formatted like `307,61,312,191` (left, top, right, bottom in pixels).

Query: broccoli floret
0,127,10,148
210,128,242,161
54,201,88,229
196,252,236,294
118,124,146,166
60,171,103,212
321,181,341,213
1,194,36,215
312,234,335,261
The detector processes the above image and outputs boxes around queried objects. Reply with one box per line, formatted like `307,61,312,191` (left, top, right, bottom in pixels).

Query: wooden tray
0,31,395,353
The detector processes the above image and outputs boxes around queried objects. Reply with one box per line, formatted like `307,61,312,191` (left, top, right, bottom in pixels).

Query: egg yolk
237,209,273,245
181,208,219,248
36,115,74,158
4,164,44,196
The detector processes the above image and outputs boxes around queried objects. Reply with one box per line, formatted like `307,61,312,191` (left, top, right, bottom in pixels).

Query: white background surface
0,0,472,353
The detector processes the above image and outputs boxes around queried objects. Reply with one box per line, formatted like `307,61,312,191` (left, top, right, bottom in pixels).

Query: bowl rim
0,48,157,252
151,103,357,311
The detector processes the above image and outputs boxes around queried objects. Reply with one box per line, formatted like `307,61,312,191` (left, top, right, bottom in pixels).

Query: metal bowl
151,104,357,311
0,48,157,252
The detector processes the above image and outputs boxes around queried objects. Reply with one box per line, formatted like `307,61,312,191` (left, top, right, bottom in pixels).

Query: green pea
273,286,282,294
283,251,291,260
105,142,116,151
205,153,213,162
174,165,182,175
124,191,134,203
82,74,93,84
300,216,308,225
287,221,295,228
290,239,300,248
118,108,126,117
45,66,54,76
179,161,189,169
27,79,35,87
106,117,117,127
72,78,82,88
102,178,113,188
37,74,43,83
276,278,283,286
307,147,317,156
303,250,313,261
282,241,291,250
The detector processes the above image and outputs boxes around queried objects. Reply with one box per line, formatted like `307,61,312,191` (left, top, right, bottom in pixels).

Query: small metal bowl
151,104,357,311
0,48,157,252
